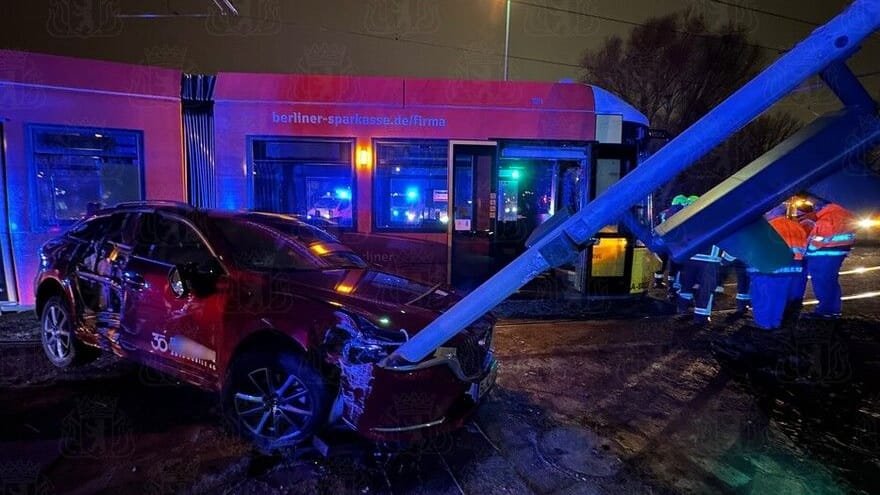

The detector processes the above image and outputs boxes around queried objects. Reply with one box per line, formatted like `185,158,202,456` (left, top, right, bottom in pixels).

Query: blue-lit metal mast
387,0,880,365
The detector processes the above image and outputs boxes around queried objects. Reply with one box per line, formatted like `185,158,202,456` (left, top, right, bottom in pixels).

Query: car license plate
469,360,498,401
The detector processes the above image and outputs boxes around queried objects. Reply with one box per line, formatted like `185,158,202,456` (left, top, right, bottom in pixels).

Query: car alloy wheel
233,366,315,443
224,349,332,451
41,296,76,367
44,304,71,360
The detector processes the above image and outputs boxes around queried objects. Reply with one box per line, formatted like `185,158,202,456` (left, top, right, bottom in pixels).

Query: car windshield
250,215,339,245
211,216,367,271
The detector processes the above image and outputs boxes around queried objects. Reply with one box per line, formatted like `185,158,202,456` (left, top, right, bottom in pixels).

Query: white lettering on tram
272,111,446,127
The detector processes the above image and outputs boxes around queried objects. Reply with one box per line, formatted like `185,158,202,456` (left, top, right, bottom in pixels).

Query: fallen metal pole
386,0,880,365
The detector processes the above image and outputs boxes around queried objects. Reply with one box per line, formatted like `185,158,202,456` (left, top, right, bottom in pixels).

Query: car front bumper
340,353,498,443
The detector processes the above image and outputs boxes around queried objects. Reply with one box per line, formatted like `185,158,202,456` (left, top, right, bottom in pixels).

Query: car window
212,217,317,271
245,214,340,245
68,213,135,246
133,213,213,266
243,216,367,268
68,214,121,241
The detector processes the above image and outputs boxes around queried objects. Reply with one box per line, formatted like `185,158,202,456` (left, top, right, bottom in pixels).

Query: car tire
223,349,332,452
40,296,98,368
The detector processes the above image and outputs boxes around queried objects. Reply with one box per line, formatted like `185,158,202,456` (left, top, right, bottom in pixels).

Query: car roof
90,200,195,216
89,201,315,229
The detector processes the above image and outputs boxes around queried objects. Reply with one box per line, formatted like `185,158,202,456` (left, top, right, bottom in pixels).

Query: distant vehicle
34,202,497,451
307,191,352,223
390,190,423,225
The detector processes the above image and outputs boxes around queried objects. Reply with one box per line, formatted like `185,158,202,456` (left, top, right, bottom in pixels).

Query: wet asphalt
0,244,878,494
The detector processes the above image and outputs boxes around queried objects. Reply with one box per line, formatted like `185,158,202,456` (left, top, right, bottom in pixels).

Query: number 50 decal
151,333,169,353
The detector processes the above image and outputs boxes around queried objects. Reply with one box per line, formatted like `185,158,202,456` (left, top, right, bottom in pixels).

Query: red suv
34,202,496,451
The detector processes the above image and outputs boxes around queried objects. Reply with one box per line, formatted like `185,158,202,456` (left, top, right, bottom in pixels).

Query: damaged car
34,201,497,451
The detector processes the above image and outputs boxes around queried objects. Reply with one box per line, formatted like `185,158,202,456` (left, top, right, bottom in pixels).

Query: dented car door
118,212,222,386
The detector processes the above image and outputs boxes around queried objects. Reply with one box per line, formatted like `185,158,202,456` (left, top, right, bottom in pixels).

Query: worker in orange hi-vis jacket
747,205,808,329
802,195,856,319
795,204,817,237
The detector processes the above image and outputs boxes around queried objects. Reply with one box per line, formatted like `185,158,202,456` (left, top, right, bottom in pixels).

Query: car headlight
331,311,408,365
342,341,392,365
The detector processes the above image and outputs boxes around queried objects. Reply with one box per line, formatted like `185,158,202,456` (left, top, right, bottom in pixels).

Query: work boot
782,304,801,324
802,312,842,320
676,297,691,315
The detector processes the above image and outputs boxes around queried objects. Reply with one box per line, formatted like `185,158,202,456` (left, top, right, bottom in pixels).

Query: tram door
585,144,639,295
493,143,590,293
448,142,497,291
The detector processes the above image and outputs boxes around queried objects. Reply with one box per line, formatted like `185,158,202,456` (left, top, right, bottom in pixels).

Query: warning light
406,188,419,200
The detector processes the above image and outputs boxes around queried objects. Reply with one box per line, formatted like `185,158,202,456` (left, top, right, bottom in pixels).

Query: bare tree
581,12,801,206
869,145,880,175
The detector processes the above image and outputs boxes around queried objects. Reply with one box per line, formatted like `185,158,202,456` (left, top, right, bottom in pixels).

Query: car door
119,212,224,386
68,213,132,344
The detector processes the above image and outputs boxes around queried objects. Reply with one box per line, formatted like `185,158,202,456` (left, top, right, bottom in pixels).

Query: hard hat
671,195,688,206
686,195,699,205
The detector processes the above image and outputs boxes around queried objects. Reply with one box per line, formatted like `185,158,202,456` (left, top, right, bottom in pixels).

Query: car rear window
67,213,126,241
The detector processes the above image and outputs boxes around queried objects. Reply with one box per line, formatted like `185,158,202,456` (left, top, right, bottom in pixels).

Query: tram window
595,158,623,233
30,125,143,228
374,140,448,232
497,163,556,225
251,137,355,228
594,159,621,198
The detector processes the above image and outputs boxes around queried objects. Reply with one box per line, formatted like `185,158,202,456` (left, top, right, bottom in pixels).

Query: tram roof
214,72,649,127
0,49,649,127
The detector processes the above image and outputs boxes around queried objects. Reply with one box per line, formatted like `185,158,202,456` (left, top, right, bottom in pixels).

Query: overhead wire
120,0,879,81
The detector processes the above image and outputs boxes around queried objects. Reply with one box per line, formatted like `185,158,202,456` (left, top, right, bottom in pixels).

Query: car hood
276,268,472,334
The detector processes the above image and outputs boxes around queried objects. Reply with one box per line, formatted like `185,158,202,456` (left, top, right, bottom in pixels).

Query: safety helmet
686,195,699,205
671,195,688,206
